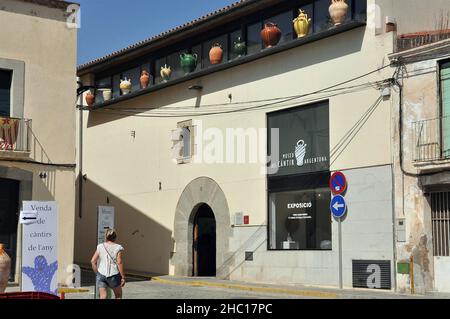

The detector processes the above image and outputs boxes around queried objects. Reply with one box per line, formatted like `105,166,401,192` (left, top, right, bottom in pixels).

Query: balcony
412,116,450,166
0,117,31,154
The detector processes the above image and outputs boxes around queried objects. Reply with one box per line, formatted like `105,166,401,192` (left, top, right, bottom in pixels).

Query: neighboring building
0,0,77,285
389,31,450,294
76,0,449,292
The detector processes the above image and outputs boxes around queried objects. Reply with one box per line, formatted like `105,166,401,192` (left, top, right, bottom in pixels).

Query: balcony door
0,70,12,117
441,61,450,158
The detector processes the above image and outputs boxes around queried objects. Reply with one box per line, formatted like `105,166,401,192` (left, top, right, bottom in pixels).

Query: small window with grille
171,120,195,164
431,192,450,257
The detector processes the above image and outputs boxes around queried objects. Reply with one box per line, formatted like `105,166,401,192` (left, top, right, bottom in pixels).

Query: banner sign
21,201,58,295
267,102,330,177
97,206,115,245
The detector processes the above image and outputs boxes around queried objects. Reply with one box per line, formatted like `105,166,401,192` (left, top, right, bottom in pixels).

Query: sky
76,0,237,66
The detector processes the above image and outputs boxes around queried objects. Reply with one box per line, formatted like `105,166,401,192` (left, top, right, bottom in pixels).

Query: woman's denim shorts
96,273,122,289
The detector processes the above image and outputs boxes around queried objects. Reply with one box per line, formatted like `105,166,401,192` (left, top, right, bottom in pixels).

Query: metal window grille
431,192,450,257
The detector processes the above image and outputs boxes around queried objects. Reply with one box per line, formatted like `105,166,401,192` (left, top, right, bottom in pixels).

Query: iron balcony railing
412,116,450,162
0,117,31,153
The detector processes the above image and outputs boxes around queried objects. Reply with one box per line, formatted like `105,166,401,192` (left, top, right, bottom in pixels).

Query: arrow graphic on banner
22,217,37,220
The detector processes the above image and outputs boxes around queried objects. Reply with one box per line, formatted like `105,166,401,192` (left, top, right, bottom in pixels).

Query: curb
152,277,338,299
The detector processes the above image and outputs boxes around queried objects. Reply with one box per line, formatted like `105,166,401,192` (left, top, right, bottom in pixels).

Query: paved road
66,280,307,299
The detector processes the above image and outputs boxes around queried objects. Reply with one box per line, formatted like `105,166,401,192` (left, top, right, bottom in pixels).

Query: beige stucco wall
75,13,396,275
0,0,77,285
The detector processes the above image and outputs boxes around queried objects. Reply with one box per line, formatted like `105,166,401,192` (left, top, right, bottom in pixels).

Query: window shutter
441,61,450,156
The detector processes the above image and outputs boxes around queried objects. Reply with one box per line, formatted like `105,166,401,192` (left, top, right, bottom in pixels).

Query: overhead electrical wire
83,63,394,118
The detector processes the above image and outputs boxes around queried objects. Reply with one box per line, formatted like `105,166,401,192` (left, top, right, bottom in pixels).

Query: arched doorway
193,204,216,277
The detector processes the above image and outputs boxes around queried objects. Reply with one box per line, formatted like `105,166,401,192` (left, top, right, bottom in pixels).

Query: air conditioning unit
171,128,183,142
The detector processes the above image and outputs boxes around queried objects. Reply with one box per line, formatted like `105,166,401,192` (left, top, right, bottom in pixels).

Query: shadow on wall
74,178,174,276
85,27,366,128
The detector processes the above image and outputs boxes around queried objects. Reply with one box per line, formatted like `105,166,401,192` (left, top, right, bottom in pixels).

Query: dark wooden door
193,204,216,277
0,178,20,280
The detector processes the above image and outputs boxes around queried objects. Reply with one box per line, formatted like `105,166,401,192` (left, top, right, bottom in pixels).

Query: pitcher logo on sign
295,140,307,167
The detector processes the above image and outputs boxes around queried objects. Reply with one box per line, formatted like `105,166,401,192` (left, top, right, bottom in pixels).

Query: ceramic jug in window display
260,22,282,48
209,43,223,65
85,90,95,106
233,37,247,57
120,77,132,95
0,244,11,293
140,70,150,89
160,64,172,82
293,9,312,38
180,53,198,74
99,88,112,101
329,0,349,26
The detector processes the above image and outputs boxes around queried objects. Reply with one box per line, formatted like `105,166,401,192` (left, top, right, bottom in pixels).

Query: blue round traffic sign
330,195,347,218
330,172,347,195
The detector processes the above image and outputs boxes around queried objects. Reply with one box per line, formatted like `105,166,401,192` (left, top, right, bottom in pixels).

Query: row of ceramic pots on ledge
85,0,349,106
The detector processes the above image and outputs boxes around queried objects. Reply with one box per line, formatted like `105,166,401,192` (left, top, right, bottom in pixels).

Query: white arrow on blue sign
330,195,347,218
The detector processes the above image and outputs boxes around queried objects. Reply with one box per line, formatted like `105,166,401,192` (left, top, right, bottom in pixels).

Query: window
155,57,167,84
192,44,203,72
441,61,450,157
95,77,112,103
229,29,244,60
122,67,141,93
264,11,294,44
267,102,330,250
112,74,121,98
0,70,12,117
247,22,262,55
269,186,331,250
172,120,195,163
354,0,367,21
167,50,183,80
314,0,332,32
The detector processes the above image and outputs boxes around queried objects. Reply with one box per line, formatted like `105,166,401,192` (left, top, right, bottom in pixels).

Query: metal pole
339,217,343,289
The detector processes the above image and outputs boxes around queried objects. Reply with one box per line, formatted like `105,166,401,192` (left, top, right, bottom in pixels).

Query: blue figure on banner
22,255,58,294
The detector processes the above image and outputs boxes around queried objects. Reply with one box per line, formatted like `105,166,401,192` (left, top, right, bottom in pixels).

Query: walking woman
91,229,125,299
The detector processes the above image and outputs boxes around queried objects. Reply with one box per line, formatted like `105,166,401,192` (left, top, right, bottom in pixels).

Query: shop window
264,11,294,44
0,70,12,117
269,186,332,250
247,22,262,55
267,102,330,250
229,29,244,60
203,34,228,68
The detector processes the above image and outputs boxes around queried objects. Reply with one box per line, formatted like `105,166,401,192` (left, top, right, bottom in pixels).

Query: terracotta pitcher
0,244,11,293
261,23,282,48
329,0,349,26
209,43,223,65
140,70,150,89
85,90,95,106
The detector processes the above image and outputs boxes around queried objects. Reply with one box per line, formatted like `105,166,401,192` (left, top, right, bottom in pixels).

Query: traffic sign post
330,172,348,290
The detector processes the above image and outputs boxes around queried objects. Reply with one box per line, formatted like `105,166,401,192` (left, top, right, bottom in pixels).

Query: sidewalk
151,275,450,299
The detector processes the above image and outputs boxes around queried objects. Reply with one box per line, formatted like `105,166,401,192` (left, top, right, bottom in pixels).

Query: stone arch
172,177,231,278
